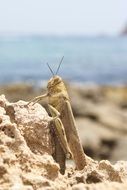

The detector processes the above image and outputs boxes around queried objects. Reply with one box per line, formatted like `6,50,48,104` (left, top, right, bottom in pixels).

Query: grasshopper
28,57,87,174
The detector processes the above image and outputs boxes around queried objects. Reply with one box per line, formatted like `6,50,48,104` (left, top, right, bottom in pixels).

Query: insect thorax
47,78,69,111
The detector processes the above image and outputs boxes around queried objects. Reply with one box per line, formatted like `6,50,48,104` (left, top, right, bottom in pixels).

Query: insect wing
60,100,87,170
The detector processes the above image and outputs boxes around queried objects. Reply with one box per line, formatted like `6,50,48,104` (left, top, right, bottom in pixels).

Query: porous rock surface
0,94,127,190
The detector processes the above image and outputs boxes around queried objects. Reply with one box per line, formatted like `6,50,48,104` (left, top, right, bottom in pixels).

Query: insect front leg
27,93,48,105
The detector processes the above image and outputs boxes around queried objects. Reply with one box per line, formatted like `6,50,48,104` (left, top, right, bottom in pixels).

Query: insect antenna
47,62,55,76
55,56,64,75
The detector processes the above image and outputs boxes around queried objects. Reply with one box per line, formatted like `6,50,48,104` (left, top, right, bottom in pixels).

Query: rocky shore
0,83,127,189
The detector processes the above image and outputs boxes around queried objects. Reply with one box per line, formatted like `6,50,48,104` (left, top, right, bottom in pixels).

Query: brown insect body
47,75,87,170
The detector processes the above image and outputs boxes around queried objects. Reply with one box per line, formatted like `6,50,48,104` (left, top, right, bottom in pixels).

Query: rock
72,182,127,190
76,118,117,160
67,159,127,189
1,94,127,189
5,100,53,155
67,85,127,161
111,137,127,161
0,95,60,190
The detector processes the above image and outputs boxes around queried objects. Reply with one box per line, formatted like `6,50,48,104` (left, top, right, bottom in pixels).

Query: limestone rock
1,94,127,190
0,95,60,190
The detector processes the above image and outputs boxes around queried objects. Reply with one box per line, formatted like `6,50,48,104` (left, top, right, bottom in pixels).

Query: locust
28,57,87,174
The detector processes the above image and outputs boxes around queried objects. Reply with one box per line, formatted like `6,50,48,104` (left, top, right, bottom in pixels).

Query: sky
0,0,127,36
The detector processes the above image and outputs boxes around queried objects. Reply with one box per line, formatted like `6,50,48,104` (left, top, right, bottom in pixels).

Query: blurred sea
0,35,127,85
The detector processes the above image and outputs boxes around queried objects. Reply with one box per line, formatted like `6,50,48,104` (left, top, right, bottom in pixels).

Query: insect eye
54,77,60,82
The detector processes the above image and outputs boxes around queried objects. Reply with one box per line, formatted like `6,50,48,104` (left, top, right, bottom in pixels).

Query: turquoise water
0,36,127,85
